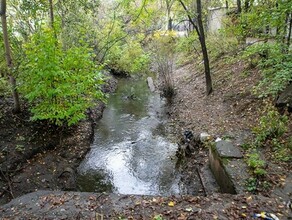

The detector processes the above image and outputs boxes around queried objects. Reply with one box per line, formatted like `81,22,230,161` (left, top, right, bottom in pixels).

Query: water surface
77,77,180,195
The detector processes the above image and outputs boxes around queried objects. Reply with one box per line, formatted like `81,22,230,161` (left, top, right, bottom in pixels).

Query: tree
49,0,54,27
178,0,213,95
165,0,175,30
196,0,212,95
19,27,105,126
0,0,21,112
237,0,241,14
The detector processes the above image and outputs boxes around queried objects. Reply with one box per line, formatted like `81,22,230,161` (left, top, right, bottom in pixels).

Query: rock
276,83,292,112
215,140,243,159
209,141,248,194
58,167,76,190
147,77,155,92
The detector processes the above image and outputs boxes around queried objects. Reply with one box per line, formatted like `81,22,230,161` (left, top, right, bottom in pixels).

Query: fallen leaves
168,201,175,207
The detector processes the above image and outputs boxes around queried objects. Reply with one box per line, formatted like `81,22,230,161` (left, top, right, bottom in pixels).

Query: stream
77,76,181,195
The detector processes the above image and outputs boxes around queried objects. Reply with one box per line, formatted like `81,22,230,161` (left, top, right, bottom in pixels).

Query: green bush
175,31,198,65
252,106,288,147
106,40,150,75
19,27,105,126
206,33,239,60
242,43,292,98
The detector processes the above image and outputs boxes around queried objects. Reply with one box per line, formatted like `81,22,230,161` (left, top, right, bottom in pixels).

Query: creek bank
0,75,117,205
1,55,291,218
1,190,291,219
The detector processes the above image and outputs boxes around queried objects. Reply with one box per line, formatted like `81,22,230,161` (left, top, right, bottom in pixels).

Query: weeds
149,31,176,100
0,76,10,97
244,104,291,191
15,144,25,153
252,106,288,147
246,150,267,176
242,43,292,98
245,177,257,193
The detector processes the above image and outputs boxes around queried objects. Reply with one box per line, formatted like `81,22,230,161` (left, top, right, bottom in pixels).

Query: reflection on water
77,76,180,195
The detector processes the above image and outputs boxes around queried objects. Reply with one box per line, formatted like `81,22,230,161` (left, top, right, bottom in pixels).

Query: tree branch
177,0,201,38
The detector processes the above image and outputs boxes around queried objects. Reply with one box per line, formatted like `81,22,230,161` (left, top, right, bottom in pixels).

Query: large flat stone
216,140,243,159
209,141,249,194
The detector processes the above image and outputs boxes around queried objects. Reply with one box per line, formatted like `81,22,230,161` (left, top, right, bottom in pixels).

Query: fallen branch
0,169,14,199
196,165,207,197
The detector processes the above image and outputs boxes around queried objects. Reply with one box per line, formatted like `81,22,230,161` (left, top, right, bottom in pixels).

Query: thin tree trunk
166,0,173,30
244,0,250,12
196,0,212,95
168,17,173,30
237,0,242,14
48,0,57,41
0,0,20,113
287,13,292,49
178,0,212,95
226,1,229,9
49,0,54,28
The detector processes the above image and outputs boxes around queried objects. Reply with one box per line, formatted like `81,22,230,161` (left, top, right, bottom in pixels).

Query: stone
276,83,292,112
209,141,249,194
147,77,155,92
215,140,243,159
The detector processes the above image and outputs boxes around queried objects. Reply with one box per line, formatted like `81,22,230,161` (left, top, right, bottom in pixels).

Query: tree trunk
244,0,248,11
178,0,212,95
166,0,173,30
0,0,20,113
168,17,173,30
48,0,57,40
287,13,292,49
237,0,242,14
49,0,54,28
244,0,252,12
196,0,212,95
226,1,229,9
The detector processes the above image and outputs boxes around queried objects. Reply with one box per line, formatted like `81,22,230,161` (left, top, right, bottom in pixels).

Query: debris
168,201,175,207
215,137,222,142
200,133,211,142
253,212,279,220
185,207,193,212
184,130,193,143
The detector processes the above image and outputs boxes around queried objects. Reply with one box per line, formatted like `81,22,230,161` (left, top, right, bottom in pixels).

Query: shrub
106,39,150,75
252,106,288,147
0,77,10,97
206,33,239,60
149,31,176,99
19,27,105,126
242,43,292,98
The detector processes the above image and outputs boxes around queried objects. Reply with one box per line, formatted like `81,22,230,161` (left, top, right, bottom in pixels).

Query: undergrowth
243,104,291,192
242,42,292,98
0,76,10,97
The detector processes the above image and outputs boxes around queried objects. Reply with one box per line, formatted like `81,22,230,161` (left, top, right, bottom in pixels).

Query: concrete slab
216,140,243,159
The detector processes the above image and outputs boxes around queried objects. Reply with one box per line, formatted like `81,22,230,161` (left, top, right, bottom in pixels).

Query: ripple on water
77,77,180,195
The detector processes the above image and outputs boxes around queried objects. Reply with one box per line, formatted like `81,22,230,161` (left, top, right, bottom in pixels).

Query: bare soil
0,77,117,205
168,55,291,196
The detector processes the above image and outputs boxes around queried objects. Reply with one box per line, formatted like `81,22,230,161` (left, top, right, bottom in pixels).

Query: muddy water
77,77,181,195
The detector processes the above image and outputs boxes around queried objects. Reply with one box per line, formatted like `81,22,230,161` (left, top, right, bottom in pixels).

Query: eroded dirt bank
0,76,117,205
